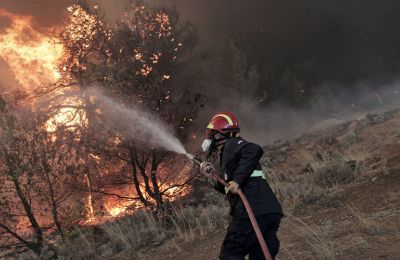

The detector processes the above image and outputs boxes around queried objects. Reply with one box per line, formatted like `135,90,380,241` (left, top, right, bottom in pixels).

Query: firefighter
201,112,283,260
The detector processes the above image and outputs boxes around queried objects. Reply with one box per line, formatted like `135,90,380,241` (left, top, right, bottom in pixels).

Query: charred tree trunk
42,160,65,241
150,150,163,208
128,146,151,207
11,175,43,256
83,168,95,219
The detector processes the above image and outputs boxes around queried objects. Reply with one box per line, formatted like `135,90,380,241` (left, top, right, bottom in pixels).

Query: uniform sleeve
214,182,226,194
233,143,264,187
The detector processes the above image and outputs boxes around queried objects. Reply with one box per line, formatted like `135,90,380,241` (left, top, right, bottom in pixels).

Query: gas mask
202,139,212,153
201,133,227,158
202,138,215,158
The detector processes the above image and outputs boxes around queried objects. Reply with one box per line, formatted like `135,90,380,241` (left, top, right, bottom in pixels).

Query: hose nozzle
187,154,215,175
200,161,215,175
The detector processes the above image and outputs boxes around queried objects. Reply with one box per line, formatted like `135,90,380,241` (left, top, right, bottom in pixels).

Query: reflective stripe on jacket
217,137,283,218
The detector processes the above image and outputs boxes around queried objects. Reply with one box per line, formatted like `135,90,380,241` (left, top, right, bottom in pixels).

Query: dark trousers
219,214,282,260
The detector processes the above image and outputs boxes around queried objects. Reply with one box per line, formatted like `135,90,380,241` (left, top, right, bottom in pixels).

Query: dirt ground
140,170,400,260
103,111,400,260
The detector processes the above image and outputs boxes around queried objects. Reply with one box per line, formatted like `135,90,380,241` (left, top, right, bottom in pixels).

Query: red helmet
206,112,240,137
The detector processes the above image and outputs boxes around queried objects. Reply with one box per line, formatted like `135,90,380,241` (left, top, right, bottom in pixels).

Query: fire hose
190,156,273,260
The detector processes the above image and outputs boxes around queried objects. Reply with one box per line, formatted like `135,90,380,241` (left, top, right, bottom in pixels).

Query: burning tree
59,1,202,212
0,97,85,256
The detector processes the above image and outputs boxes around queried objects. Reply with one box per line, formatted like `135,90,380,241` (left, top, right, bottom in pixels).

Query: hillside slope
142,172,399,259
141,109,400,260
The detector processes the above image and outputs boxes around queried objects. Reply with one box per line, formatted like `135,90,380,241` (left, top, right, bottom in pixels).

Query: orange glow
0,5,192,226
45,96,87,132
0,9,64,90
0,8,90,131
62,4,111,71
104,199,139,217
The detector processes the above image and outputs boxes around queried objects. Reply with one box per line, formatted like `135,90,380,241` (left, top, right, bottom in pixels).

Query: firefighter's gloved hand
228,181,239,194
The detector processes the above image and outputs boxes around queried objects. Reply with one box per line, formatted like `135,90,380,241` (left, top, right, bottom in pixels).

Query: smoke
140,0,400,145
2,0,400,147
84,88,188,155
212,81,400,145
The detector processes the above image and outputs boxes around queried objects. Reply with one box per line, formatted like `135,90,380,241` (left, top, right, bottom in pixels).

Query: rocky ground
18,108,399,260
139,109,400,260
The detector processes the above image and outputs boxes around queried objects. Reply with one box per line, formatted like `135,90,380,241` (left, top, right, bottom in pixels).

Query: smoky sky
144,0,400,111
2,0,400,144
2,0,400,82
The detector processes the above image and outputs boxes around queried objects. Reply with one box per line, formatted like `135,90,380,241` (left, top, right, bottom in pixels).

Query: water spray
187,153,273,260
80,90,272,259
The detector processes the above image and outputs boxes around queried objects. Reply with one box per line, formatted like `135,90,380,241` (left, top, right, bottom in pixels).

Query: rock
337,121,363,145
341,160,357,182
371,177,378,182
383,109,399,120
373,114,385,124
364,113,386,125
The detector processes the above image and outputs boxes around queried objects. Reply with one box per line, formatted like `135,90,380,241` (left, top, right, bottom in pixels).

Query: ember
0,2,198,257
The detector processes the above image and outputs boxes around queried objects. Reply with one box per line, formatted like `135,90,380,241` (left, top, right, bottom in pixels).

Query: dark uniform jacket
216,137,283,219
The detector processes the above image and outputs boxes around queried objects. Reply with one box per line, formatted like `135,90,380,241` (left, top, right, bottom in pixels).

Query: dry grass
287,214,336,260
55,111,400,259
264,133,392,214
265,166,323,213
170,200,229,242
102,210,167,253
340,202,380,233
57,229,100,259
56,191,229,259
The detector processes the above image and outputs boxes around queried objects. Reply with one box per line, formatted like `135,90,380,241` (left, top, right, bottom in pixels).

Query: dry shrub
56,190,229,259
170,195,229,242
313,160,356,188
56,229,99,260
101,210,167,252
101,194,229,252
265,167,324,213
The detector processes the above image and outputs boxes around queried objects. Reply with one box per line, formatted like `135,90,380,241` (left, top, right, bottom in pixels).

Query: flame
0,9,94,227
0,5,192,226
0,9,64,90
0,9,89,132
45,96,87,132
105,199,139,217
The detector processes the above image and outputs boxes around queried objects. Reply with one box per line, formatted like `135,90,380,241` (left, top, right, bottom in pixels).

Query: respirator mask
202,139,213,154
201,131,227,158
